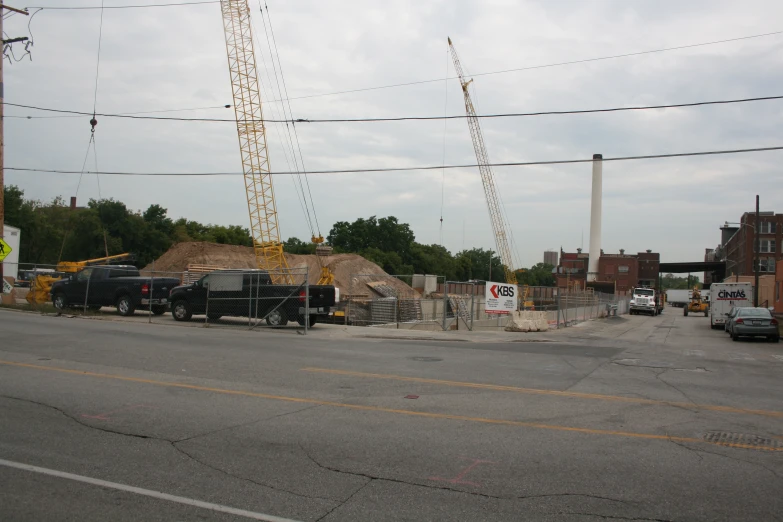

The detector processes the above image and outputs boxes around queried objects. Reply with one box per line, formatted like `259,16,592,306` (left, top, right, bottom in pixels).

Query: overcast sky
4,0,783,268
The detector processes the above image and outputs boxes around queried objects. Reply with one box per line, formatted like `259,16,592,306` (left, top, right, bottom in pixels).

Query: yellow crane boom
219,0,290,283
448,37,517,285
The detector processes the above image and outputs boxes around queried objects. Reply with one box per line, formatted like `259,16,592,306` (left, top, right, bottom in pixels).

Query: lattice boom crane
448,37,518,285
219,0,290,283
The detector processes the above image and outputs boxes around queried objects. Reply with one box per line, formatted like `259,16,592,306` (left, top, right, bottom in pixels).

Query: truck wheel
297,315,317,327
266,309,288,327
172,300,192,321
704,311,708,317
683,308,688,317
53,293,67,312
151,305,166,316
116,295,136,317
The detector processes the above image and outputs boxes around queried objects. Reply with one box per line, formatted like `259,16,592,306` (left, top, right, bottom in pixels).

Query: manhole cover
409,356,443,362
703,431,781,449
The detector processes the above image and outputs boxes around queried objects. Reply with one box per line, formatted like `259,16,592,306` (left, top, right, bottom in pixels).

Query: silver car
726,307,780,343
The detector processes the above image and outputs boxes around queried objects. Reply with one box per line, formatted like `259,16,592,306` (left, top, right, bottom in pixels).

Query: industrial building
543,250,559,267
720,211,782,277
554,249,660,295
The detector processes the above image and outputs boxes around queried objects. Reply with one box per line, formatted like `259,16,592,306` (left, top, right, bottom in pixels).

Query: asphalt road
0,309,781,521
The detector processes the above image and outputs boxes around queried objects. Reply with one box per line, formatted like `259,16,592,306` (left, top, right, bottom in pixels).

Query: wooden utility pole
0,4,30,285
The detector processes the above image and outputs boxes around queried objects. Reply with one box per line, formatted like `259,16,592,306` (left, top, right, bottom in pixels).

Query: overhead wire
261,1,321,238
258,1,319,238
9,145,783,176
266,30,783,103
4,104,231,119
248,0,313,239
6,95,782,123
24,1,219,10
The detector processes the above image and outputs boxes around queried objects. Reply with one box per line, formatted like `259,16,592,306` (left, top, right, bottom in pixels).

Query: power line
4,104,231,118
5,94,782,123
8,145,783,176
24,1,218,9
271,30,783,103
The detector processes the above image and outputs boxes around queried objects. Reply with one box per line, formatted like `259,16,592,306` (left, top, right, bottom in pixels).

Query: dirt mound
143,242,418,298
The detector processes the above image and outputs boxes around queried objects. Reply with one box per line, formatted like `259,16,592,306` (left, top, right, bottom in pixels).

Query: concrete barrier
505,311,549,332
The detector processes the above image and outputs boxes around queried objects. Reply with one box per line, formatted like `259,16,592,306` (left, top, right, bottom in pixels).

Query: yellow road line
301,367,783,419
1,359,780,452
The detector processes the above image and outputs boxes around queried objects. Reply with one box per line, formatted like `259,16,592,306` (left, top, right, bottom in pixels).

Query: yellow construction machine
683,286,709,317
26,253,134,304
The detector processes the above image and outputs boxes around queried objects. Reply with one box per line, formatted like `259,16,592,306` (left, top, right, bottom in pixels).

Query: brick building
775,259,783,316
723,211,783,277
555,249,659,294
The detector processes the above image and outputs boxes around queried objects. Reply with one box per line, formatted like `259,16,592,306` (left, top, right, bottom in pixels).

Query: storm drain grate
703,431,782,449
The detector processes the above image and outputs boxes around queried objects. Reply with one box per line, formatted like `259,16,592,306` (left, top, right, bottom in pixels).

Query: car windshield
738,308,772,318
634,289,654,296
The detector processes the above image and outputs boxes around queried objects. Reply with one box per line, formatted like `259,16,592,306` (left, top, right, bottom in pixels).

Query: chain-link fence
4,263,632,333
346,274,446,329
7,263,326,333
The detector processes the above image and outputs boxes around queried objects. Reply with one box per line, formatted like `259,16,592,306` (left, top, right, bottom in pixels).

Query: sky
3,0,783,269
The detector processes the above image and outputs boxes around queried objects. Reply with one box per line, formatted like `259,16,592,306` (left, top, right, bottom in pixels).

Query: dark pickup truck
50,265,181,316
168,269,336,326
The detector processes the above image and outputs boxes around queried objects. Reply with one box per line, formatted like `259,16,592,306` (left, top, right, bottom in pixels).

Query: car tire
151,305,166,316
732,331,740,342
172,300,192,322
52,293,67,312
771,335,780,343
116,295,136,317
266,309,288,327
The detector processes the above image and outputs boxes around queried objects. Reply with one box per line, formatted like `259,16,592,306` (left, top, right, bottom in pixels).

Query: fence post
204,283,210,327
442,282,448,331
470,284,475,331
148,261,154,324
83,270,92,315
304,268,310,335
248,271,254,329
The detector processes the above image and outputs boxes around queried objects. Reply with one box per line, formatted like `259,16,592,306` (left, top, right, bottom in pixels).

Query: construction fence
9,263,317,333
344,276,632,331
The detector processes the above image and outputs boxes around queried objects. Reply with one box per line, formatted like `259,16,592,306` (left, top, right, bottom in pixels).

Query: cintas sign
485,282,516,314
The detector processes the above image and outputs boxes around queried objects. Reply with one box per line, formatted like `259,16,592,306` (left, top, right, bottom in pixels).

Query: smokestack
587,154,603,282
70,197,77,210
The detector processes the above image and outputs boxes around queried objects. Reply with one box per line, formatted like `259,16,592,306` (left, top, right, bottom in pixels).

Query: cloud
4,0,783,269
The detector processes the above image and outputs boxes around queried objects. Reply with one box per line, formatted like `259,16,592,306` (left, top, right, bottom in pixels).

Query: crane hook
89,116,98,133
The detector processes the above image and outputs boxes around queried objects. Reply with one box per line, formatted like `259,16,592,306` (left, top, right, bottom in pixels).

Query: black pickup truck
50,265,181,316
168,269,336,326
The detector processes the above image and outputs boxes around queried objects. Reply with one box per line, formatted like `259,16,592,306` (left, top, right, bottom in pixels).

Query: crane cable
248,3,314,241
260,1,322,238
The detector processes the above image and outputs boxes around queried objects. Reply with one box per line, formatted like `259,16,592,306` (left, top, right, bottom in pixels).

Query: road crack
561,513,674,522
314,478,373,522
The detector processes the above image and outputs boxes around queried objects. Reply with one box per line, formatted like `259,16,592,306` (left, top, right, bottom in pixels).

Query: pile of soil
142,242,418,298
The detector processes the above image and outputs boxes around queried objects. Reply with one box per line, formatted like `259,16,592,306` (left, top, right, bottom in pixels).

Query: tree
516,263,556,287
454,248,506,282
284,237,316,255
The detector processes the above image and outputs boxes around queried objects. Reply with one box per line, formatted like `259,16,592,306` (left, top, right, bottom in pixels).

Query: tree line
4,186,555,285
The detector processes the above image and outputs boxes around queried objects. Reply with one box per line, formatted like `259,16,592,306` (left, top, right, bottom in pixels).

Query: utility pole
754,194,760,307
0,3,30,286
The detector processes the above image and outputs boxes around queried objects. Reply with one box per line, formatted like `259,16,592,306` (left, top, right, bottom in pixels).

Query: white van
709,282,753,329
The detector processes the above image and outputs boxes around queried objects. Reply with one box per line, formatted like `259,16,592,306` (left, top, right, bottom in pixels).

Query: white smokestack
587,154,603,282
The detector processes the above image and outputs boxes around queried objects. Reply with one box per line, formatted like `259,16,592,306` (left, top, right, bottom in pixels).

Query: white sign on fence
485,282,516,314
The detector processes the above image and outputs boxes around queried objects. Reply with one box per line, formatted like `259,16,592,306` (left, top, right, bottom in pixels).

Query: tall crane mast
448,37,517,285
220,0,290,283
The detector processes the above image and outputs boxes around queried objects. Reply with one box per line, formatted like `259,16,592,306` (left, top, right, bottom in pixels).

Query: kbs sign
485,282,516,314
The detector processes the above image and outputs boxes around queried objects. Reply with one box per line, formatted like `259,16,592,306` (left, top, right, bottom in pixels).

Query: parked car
50,265,180,316
168,269,336,326
724,307,739,333
725,307,779,342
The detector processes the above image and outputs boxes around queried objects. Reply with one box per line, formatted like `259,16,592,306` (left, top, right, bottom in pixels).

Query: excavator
218,1,333,286
26,253,134,305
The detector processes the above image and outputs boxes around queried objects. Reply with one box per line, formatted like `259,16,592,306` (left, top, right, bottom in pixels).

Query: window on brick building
759,257,776,272
618,266,629,273
758,222,773,234
759,239,776,253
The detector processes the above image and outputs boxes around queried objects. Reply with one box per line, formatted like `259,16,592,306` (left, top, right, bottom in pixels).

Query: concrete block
505,311,549,332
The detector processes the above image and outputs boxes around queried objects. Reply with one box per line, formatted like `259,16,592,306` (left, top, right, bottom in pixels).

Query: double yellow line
1,360,780,452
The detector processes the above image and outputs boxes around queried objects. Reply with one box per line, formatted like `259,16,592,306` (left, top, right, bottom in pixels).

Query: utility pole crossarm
448,37,517,285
